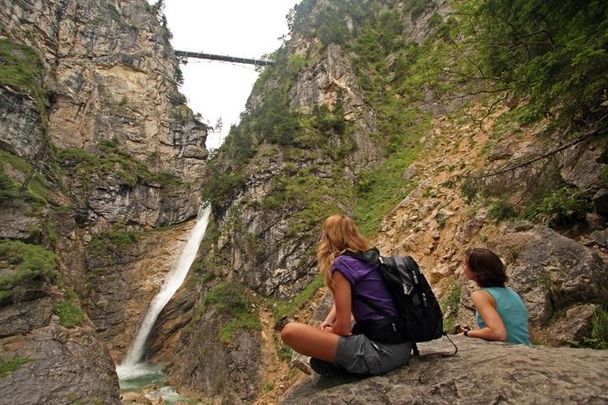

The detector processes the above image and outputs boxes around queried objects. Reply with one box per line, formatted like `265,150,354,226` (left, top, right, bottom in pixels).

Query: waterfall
116,205,211,379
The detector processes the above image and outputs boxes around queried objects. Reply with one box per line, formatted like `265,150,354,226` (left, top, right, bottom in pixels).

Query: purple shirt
332,254,398,321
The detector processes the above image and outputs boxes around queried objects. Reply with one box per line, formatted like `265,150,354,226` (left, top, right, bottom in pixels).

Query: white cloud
163,0,299,149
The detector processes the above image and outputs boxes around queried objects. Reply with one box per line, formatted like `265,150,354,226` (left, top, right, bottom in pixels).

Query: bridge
174,50,274,67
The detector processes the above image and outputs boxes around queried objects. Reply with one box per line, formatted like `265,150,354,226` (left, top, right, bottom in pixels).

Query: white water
117,206,211,379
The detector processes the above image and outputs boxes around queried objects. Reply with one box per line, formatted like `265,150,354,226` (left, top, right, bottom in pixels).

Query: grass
439,282,461,333
56,139,182,188
271,275,324,322
0,38,47,115
200,282,261,344
88,225,143,259
354,123,424,236
0,355,32,377
0,150,51,206
51,288,85,328
0,240,59,301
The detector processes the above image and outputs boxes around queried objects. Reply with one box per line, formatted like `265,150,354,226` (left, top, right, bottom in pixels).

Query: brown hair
316,214,369,289
464,248,508,288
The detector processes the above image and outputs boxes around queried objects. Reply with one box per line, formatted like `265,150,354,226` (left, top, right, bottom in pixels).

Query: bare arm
467,290,508,342
331,271,353,336
320,303,336,330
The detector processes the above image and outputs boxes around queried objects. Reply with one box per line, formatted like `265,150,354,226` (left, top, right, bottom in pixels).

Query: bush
0,240,59,291
53,299,85,328
466,0,608,124
523,187,590,229
201,282,261,343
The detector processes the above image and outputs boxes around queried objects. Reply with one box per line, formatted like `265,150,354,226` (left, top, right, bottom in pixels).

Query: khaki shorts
334,334,412,375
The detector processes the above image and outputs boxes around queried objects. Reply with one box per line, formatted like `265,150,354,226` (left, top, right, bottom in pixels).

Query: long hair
464,248,508,288
316,214,369,289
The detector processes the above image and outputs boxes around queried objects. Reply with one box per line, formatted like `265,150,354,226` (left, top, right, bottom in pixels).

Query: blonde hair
316,214,369,289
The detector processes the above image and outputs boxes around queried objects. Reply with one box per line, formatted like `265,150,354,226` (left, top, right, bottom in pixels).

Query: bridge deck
174,50,274,66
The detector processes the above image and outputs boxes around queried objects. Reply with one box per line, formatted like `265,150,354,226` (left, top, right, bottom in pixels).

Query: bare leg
280,322,341,363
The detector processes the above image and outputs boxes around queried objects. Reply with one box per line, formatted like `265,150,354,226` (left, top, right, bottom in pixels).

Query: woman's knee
280,322,300,344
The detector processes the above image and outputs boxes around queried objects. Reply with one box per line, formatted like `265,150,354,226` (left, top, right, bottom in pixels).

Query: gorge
1,0,608,404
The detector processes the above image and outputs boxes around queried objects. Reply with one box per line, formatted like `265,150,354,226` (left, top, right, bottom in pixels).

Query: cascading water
116,205,211,380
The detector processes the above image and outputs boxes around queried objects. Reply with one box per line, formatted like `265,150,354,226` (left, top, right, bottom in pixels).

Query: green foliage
53,289,85,328
522,187,590,228
56,139,180,188
488,200,517,221
272,276,323,321
0,240,59,297
0,355,32,377
439,283,461,333
587,308,608,350
462,0,608,124
201,282,261,344
88,225,142,257
0,150,50,206
0,38,48,115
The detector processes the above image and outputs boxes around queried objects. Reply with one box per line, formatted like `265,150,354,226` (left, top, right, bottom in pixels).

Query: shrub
0,240,59,292
53,300,85,328
201,282,261,344
522,187,590,229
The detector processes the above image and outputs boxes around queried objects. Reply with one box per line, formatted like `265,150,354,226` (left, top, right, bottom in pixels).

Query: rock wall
284,337,608,404
0,0,208,179
0,0,210,402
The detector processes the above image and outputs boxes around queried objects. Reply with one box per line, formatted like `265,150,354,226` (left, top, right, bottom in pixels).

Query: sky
162,0,300,149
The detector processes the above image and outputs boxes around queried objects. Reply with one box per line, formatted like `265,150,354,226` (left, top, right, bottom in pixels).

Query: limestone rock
492,224,608,325
0,321,120,404
560,140,605,189
0,297,54,338
283,337,608,404
0,88,43,160
590,228,608,247
488,140,514,161
402,164,418,180
544,304,599,346
85,220,195,361
0,203,43,240
167,307,262,403
593,189,608,217
429,264,450,284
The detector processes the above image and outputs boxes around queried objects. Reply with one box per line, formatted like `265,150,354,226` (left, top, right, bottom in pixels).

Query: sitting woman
462,248,530,345
280,214,411,375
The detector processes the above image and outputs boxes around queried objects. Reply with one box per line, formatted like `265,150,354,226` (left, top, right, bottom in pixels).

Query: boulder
283,337,608,404
593,189,608,217
0,321,120,404
491,224,608,324
543,304,599,346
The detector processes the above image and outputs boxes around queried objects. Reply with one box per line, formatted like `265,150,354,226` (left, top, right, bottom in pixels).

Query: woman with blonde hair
280,214,412,375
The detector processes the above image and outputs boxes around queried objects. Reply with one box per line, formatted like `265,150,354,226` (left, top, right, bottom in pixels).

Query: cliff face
0,0,208,402
176,0,608,402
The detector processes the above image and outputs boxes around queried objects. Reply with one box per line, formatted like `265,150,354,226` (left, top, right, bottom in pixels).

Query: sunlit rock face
1,0,208,179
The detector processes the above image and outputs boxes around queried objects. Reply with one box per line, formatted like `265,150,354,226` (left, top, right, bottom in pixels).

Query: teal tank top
475,287,530,345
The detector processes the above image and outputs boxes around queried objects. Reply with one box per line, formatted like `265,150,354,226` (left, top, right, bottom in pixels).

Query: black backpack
344,248,457,356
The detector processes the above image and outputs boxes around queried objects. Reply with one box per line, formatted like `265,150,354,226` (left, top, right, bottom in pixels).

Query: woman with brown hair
461,248,530,344
279,214,411,375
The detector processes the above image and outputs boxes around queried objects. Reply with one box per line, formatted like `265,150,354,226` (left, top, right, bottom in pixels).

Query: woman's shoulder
333,254,359,269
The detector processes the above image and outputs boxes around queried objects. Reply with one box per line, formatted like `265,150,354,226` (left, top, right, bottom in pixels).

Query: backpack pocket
352,317,407,344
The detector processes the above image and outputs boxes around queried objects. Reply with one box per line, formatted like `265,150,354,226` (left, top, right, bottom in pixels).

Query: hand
319,320,333,330
458,326,471,337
